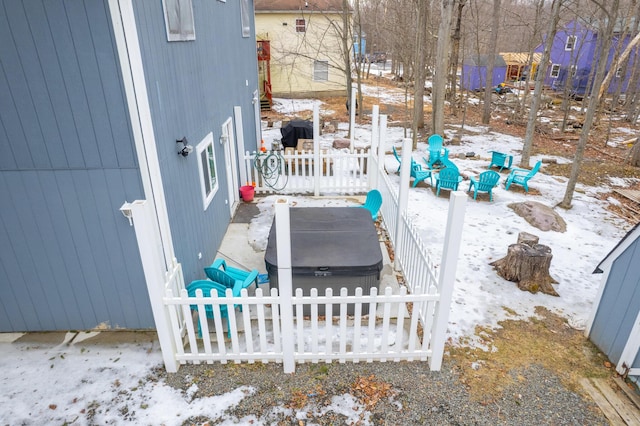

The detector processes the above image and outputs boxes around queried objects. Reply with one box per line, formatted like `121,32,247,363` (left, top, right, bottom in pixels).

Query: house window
296,18,306,32
550,64,561,78
313,60,329,81
616,67,623,78
565,35,576,51
162,0,195,42
570,65,577,77
197,132,219,210
240,0,251,37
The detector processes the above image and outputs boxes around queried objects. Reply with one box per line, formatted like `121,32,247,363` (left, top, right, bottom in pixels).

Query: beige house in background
254,0,351,98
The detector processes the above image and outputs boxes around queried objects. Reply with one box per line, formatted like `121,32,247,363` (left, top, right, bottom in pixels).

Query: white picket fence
243,148,370,195
165,285,439,365
130,104,466,373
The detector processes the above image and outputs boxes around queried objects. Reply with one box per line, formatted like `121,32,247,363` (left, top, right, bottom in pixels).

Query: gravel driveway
161,359,607,425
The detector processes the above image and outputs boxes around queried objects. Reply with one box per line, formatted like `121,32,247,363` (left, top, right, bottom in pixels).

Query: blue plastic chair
186,279,242,338
392,146,402,173
505,160,542,192
468,170,500,201
487,151,513,172
205,259,259,291
359,189,383,220
435,165,463,196
410,158,433,187
427,134,448,168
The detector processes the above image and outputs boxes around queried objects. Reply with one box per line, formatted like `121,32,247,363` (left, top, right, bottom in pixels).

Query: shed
587,222,640,381
461,54,507,91
500,52,542,82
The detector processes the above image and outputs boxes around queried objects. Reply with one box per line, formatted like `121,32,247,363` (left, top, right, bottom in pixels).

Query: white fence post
394,138,412,271
313,104,321,196
124,200,179,373
349,88,356,152
430,191,467,371
369,105,379,191
275,198,296,373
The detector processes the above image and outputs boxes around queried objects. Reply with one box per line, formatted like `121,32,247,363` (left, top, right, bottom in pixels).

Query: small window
197,132,219,210
240,0,251,37
550,64,561,78
570,65,577,77
565,35,576,51
313,60,329,81
616,67,623,78
162,0,196,42
296,18,306,32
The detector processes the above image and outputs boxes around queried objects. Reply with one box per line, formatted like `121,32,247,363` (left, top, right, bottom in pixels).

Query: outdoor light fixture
176,137,193,157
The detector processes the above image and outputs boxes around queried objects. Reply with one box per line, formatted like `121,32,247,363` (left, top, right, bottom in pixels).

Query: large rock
333,138,351,149
508,201,567,233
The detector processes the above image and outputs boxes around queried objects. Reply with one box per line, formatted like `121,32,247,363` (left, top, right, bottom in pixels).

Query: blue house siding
0,1,151,331
132,0,259,286
590,236,640,365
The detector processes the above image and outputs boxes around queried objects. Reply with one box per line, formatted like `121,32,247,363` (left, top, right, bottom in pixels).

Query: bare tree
560,0,620,208
432,0,455,135
521,0,563,168
481,0,501,124
411,0,430,147
448,0,468,115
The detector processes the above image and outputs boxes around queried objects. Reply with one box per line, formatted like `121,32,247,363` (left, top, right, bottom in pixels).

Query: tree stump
490,232,559,296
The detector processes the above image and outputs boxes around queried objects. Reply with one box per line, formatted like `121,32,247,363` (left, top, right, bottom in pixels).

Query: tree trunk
631,139,640,167
481,0,501,124
521,0,562,168
411,0,428,148
490,232,558,296
432,0,454,136
447,0,466,115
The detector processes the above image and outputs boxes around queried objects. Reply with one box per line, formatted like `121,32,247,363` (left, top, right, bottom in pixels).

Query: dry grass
448,307,614,404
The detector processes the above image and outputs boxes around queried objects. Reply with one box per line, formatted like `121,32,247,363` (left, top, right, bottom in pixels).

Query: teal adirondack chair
410,158,433,188
186,279,242,338
435,165,463,196
359,189,383,220
487,151,513,172
205,258,259,291
505,160,542,192
468,170,500,201
392,146,402,173
427,134,448,168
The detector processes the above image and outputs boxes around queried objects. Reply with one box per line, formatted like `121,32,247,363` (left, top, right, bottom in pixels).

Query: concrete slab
75,331,158,346
13,331,70,345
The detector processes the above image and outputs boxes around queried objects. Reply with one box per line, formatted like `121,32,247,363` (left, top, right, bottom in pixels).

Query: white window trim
196,132,219,210
570,65,577,77
162,0,196,42
616,67,623,78
240,0,250,37
565,35,576,51
550,64,561,78
313,60,329,81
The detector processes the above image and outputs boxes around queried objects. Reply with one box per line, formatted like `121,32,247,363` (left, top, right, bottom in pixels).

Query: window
296,18,306,32
313,60,329,81
550,64,561,78
616,67,623,78
570,65,577,77
240,0,251,37
197,132,219,210
565,35,576,51
162,0,195,41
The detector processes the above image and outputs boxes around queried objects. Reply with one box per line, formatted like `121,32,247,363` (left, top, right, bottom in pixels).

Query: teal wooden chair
468,170,500,201
410,158,433,187
427,134,448,168
505,160,542,192
488,151,513,172
358,189,383,220
205,259,259,291
186,279,242,338
392,146,402,173
435,165,463,197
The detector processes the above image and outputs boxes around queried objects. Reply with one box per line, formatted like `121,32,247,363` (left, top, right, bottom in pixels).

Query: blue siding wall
0,1,152,330
590,238,640,364
132,0,259,285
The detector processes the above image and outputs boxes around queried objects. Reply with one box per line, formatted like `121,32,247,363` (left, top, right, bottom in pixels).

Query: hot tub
264,207,383,315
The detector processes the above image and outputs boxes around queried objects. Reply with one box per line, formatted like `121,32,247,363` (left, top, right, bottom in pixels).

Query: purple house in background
538,19,640,96
461,54,507,91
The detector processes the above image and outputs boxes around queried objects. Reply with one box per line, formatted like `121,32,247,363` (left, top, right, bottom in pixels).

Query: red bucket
240,185,254,202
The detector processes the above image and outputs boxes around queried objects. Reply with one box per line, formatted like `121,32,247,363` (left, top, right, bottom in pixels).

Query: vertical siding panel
0,221,28,330
591,243,640,362
0,72,20,170
0,6,36,169
0,173,54,329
